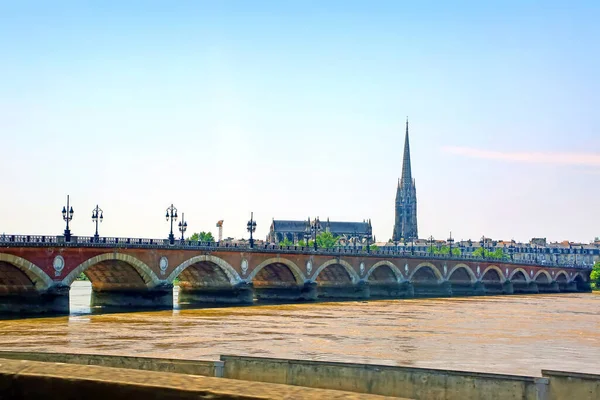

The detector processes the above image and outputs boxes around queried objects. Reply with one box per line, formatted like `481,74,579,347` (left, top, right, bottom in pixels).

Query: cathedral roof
271,220,307,232
271,220,370,235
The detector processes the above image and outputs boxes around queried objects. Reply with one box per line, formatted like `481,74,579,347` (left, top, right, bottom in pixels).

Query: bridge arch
0,253,53,291
248,258,305,286
480,265,506,283
365,261,403,282
554,270,568,282
571,272,586,283
167,255,241,286
409,262,443,283
62,253,160,288
509,268,531,283
447,264,477,283
312,259,359,284
533,270,552,283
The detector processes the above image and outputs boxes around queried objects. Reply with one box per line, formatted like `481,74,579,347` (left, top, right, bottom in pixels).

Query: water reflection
0,281,598,376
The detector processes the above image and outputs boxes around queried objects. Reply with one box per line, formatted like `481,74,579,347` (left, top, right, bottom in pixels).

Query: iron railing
0,233,593,270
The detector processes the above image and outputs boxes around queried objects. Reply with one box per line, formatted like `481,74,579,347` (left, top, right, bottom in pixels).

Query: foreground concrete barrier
0,351,218,377
220,355,549,400
542,370,600,400
0,358,404,400
2,352,598,399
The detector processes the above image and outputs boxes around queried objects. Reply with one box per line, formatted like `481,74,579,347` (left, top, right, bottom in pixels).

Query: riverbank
1,352,598,400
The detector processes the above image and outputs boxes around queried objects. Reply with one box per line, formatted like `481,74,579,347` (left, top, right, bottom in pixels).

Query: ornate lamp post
62,195,74,242
304,219,311,249
178,213,188,242
91,205,103,242
447,231,454,257
310,217,321,251
365,223,373,254
165,204,178,245
509,241,515,261
247,212,257,248
480,236,486,259
353,228,358,252
429,235,435,255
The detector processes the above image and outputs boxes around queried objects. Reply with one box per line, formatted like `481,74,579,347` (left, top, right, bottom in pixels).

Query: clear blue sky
1,1,599,243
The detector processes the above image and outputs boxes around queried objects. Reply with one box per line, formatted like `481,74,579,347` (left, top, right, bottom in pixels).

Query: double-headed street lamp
509,241,515,261
447,231,454,257
247,212,257,248
62,195,74,242
91,205,103,242
480,236,486,259
165,204,178,245
178,213,188,242
304,219,312,249
428,235,435,255
310,217,321,251
365,222,373,254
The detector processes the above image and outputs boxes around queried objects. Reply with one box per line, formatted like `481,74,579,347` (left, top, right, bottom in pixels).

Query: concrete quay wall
1,352,598,400
542,370,600,400
221,355,546,400
0,358,399,400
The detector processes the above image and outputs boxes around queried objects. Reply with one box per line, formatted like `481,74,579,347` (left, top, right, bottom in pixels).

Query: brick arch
62,253,160,287
312,259,359,284
447,264,477,283
554,270,568,282
533,270,552,283
248,258,305,285
481,265,507,283
572,272,587,283
0,253,53,291
409,262,443,283
365,261,404,282
167,255,241,285
509,268,531,283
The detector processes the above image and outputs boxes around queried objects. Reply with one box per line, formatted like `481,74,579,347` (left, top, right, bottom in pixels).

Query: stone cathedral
392,119,418,242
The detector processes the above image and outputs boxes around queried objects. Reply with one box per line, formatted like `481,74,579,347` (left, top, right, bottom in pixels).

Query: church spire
400,117,412,186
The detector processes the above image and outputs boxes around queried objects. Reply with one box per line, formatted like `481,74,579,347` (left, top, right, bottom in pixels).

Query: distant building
267,218,371,244
393,118,418,242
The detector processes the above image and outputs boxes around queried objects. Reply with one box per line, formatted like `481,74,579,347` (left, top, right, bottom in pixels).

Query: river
0,282,598,376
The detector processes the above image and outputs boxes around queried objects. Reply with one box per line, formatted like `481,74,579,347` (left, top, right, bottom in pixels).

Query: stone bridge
0,238,592,314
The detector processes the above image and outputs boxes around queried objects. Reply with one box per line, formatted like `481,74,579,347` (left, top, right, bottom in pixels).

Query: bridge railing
0,234,593,270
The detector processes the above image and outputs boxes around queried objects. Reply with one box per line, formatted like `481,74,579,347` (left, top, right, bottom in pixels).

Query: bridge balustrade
0,233,592,270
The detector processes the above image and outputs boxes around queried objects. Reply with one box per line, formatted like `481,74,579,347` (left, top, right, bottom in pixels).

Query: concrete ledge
542,370,600,400
0,351,217,377
221,355,542,400
0,358,404,400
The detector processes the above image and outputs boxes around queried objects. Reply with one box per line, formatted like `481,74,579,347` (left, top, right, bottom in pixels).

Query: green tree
189,232,215,242
427,245,461,256
279,237,294,246
591,262,600,290
76,272,89,281
369,244,379,252
473,247,508,260
316,231,337,248
297,239,314,247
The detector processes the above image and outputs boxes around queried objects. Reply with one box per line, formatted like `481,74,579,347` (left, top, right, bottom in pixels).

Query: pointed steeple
400,117,412,186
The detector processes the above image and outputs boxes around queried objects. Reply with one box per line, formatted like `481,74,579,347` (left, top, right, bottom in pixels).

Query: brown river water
0,282,598,377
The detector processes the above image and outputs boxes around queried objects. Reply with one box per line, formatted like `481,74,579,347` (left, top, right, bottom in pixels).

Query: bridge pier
90,283,173,309
450,282,486,296
537,281,560,293
512,282,539,294
254,282,317,302
369,281,414,298
0,284,70,315
317,281,370,300
178,282,254,305
502,281,514,294
413,281,452,298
